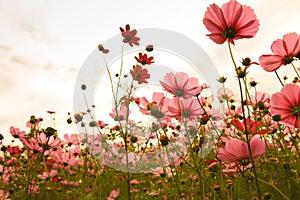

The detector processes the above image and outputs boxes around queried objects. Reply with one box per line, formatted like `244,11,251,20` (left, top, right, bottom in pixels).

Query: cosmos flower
270,83,300,128
119,24,140,47
217,135,266,164
160,72,202,99
9,126,27,141
109,103,130,121
130,65,150,84
107,189,120,200
217,87,235,101
139,92,171,119
231,118,268,135
259,32,300,72
55,152,79,169
167,97,203,121
135,53,154,65
203,0,259,44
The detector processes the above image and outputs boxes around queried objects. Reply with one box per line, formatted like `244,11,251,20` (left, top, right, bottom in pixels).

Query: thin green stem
227,40,261,200
291,62,300,79
255,177,289,200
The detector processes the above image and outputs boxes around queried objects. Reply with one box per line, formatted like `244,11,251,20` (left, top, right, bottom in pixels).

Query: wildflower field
1,1,300,200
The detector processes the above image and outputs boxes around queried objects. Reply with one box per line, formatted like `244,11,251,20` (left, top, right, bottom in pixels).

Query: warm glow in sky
1,0,300,143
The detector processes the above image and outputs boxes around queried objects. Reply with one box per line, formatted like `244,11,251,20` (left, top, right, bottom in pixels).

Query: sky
1,0,300,143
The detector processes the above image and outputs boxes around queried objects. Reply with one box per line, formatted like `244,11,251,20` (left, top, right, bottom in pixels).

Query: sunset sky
1,0,300,142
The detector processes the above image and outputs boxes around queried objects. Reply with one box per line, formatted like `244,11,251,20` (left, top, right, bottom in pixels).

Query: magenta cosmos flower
203,0,259,44
259,32,300,72
217,135,266,164
160,72,202,99
270,84,300,128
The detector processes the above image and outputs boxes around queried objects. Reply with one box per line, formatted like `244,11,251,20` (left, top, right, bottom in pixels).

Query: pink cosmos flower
120,24,140,47
107,189,120,200
130,65,150,84
9,126,27,140
37,132,61,150
203,0,259,44
151,167,174,179
63,133,79,146
109,103,130,121
139,92,171,119
129,179,139,185
160,72,202,99
37,170,58,180
270,84,300,128
217,134,266,164
167,97,203,121
0,190,10,200
28,181,39,195
0,165,11,184
55,152,79,169
249,91,270,109
260,32,300,72
60,180,79,186
217,87,235,101
22,138,43,153
26,117,42,128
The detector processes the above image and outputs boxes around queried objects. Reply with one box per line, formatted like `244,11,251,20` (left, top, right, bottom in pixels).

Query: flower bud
160,135,169,146
217,76,227,83
146,44,153,52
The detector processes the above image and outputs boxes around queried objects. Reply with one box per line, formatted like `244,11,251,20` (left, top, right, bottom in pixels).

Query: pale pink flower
37,170,58,180
107,188,120,200
28,181,39,195
249,91,270,109
63,133,79,146
151,167,174,179
109,103,130,121
55,152,79,168
139,92,171,119
167,97,203,121
69,146,82,157
9,126,26,140
203,0,259,44
129,179,139,185
22,138,43,153
217,88,234,101
225,105,243,118
37,132,61,149
60,180,79,186
217,135,266,164
160,72,202,99
270,83,300,128
260,32,300,72
0,190,10,200
0,165,11,184
26,117,42,128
